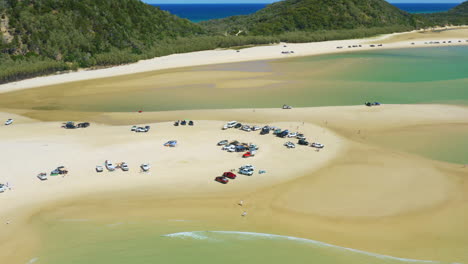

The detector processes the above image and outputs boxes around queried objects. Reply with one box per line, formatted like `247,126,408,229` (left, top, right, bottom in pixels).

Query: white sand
0,26,467,94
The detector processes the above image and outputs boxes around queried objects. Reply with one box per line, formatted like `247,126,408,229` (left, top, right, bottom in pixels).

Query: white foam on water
163,231,447,264
26,257,38,264
163,231,211,241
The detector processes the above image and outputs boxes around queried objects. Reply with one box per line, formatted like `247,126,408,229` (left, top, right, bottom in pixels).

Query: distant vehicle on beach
5,119,13,125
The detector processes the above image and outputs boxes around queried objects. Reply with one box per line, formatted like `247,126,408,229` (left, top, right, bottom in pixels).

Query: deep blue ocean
153,3,459,22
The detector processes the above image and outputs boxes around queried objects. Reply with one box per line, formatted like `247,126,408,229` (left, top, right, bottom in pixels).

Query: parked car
252,126,261,131
241,125,251,132
37,173,48,181
0,184,6,193
260,126,270,135
236,145,247,152
218,140,229,146
249,144,259,151
174,121,180,126
215,176,229,184
234,123,242,129
140,163,151,172
105,160,115,171
225,145,236,152
64,121,76,129
181,120,187,126
284,142,296,149
240,164,255,171
51,166,68,176
278,130,290,138
239,169,254,176
296,134,306,140
96,166,104,173
136,127,147,133
288,132,298,138
298,139,309,146
164,140,178,147
189,121,194,126
223,172,237,179
131,126,138,131
77,122,90,128
5,119,13,126
282,104,292,109
311,142,325,149
144,125,151,132
226,121,238,128
243,151,256,158
121,162,129,171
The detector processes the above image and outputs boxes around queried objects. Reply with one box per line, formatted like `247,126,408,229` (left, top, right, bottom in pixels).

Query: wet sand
0,104,467,263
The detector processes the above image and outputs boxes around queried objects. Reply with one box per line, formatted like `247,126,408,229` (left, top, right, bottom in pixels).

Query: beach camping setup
50,166,68,176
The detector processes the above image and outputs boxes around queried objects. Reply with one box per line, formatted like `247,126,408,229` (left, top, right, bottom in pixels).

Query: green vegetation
201,0,424,35
0,0,466,84
422,1,468,26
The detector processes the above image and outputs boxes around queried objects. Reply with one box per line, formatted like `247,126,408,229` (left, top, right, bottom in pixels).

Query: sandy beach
0,25,467,264
0,26,467,94
0,104,467,263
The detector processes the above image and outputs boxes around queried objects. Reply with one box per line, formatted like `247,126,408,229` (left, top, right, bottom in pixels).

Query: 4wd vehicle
288,132,298,138
226,121,238,128
278,130,290,138
131,126,138,131
5,119,13,126
239,169,254,176
105,160,115,171
174,121,180,126
189,121,194,126
144,125,151,132
234,123,242,129
243,151,256,158
96,166,104,173
37,173,48,181
141,163,151,172
252,126,261,131
296,134,306,140
240,165,255,171
77,122,90,128
298,139,309,146
218,140,229,146
121,162,129,171
215,176,229,184
0,184,6,193
223,172,237,179
241,125,251,132
181,120,187,126
311,142,325,149
284,142,296,149
260,126,270,135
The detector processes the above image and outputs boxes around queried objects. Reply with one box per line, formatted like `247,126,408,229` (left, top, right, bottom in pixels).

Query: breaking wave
163,231,445,264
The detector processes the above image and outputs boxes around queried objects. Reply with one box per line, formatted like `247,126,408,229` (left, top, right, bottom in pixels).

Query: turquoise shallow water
34,220,446,264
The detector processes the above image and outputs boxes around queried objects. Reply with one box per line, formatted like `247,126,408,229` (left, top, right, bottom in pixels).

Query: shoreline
0,104,467,263
0,26,467,94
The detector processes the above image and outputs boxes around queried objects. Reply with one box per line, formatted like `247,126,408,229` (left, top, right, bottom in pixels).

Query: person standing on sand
241,211,247,217
238,200,244,206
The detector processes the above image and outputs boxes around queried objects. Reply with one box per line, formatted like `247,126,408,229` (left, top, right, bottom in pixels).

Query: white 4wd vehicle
239,169,254,176
311,142,325,149
287,132,298,138
240,164,255,171
0,184,6,193
5,119,13,126
105,160,115,171
284,142,296,149
241,125,252,132
226,121,238,128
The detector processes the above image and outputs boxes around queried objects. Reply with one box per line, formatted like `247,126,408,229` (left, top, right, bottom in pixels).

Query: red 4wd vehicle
223,172,237,179
215,176,229,184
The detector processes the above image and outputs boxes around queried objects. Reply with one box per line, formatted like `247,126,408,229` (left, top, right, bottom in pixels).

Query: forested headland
0,0,466,84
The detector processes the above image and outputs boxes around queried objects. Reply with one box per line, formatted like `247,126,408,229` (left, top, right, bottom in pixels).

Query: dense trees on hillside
422,1,468,26
201,0,424,35
0,0,466,84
